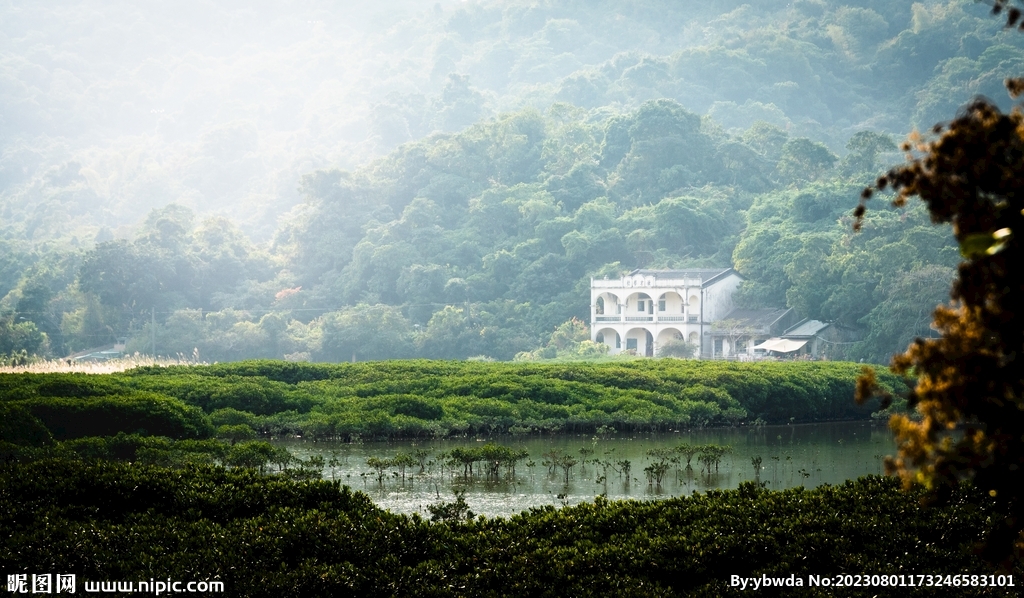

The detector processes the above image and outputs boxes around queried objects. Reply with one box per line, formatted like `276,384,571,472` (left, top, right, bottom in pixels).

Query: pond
275,420,896,519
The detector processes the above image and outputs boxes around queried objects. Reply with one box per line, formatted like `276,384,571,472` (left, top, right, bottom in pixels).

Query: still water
276,421,895,518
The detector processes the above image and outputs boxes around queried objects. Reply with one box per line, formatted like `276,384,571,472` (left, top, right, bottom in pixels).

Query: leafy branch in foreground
856,89,1024,566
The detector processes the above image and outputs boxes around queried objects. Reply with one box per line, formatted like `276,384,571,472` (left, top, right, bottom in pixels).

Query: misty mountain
0,0,1012,364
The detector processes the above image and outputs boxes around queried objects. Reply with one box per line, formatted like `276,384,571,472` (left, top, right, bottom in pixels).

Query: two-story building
590,268,850,360
590,268,742,357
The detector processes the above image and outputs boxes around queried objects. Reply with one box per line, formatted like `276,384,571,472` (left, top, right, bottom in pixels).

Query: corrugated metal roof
717,307,793,328
784,319,830,337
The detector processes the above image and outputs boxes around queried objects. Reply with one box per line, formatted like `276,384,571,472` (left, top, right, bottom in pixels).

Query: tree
136,204,195,253
855,76,1024,564
432,74,488,133
216,424,256,446
317,304,415,362
741,121,789,162
426,489,475,523
225,441,275,473
0,316,49,358
777,138,838,182
607,99,715,204
854,264,955,364
78,240,166,318
516,317,611,361
418,305,480,360
842,131,897,175
190,217,266,310
732,219,803,308
710,318,756,357
657,337,698,359
546,317,589,352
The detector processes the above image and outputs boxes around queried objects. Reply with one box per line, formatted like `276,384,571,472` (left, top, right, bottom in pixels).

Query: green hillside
2,1,1011,363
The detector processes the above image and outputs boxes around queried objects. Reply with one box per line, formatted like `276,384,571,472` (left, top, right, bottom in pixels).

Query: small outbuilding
754,319,837,359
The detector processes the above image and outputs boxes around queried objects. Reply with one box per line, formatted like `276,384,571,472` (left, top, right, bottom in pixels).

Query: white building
590,268,742,357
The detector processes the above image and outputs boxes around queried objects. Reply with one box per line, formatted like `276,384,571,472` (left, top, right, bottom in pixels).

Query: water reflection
275,421,895,518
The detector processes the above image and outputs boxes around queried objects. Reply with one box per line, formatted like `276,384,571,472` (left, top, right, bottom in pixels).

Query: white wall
702,273,742,322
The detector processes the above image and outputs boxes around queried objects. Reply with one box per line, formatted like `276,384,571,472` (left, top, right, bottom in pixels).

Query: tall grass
0,353,206,375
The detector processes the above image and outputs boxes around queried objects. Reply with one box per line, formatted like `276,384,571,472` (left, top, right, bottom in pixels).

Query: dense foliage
3,0,1012,364
1,460,1013,597
1,360,906,441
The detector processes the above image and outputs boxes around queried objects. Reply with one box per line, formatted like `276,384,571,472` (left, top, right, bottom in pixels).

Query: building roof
715,307,793,330
783,319,830,337
628,268,738,286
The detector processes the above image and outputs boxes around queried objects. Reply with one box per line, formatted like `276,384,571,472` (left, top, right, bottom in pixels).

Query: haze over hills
1,0,1018,364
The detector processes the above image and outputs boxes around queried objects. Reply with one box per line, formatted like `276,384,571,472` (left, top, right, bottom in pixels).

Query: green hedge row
1,460,1011,597
0,403,53,446
13,393,212,440
1,360,909,440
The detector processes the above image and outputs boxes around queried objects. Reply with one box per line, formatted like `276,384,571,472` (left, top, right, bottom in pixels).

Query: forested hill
1,1,1012,364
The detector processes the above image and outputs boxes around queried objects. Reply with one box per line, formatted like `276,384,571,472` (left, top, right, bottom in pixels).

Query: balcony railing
596,315,703,324
592,278,703,288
